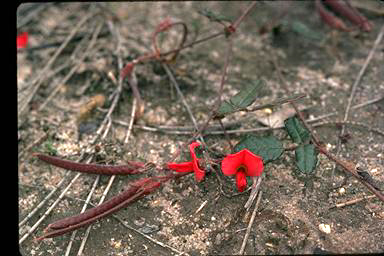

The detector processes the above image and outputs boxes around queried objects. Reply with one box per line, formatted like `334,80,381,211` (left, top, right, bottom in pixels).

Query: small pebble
319,223,331,234
215,234,222,245
370,168,377,174
133,217,145,227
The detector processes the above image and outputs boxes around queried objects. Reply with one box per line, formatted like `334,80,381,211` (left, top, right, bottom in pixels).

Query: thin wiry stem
231,1,258,29
333,24,384,175
190,37,233,145
162,63,201,138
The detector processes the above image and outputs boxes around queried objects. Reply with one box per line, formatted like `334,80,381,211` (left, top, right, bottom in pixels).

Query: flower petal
17,32,28,49
236,171,247,192
189,141,202,157
167,162,193,172
193,163,205,181
242,149,264,177
221,150,245,176
189,142,205,181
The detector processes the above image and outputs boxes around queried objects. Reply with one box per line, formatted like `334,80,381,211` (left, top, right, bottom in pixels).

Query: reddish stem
315,0,350,31
33,153,146,175
152,19,188,62
324,0,373,32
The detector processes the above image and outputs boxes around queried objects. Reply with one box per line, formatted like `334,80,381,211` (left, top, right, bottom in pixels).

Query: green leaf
234,135,283,163
290,21,323,41
216,80,264,118
295,144,317,173
197,8,232,23
284,117,310,144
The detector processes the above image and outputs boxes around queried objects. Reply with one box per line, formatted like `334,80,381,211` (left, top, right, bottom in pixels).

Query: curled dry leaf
77,94,106,123
254,103,309,128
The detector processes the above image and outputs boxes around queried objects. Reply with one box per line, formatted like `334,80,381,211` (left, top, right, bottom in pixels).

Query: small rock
215,233,222,245
338,187,345,195
138,224,160,234
133,217,145,227
318,223,331,234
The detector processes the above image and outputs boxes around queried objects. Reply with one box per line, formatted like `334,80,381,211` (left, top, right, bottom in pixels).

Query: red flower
121,62,135,80
17,32,28,49
221,149,263,192
167,142,205,182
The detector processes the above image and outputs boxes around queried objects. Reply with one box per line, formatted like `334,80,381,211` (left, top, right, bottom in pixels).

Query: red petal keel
236,171,247,192
167,162,194,172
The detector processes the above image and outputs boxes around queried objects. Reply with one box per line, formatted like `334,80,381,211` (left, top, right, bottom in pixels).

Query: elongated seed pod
48,179,145,230
38,188,148,239
36,172,191,240
324,0,373,32
33,153,145,175
315,0,350,31
37,178,161,240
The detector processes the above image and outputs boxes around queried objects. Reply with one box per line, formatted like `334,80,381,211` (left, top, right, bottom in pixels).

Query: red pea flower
120,62,135,80
167,142,205,182
17,32,28,49
221,149,263,192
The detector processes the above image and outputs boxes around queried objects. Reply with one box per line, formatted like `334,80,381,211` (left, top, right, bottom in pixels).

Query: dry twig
330,194,376,209
239,190,263,255
18,11,95,116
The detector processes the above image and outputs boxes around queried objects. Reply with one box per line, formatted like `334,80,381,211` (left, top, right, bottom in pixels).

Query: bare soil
18,2,384,256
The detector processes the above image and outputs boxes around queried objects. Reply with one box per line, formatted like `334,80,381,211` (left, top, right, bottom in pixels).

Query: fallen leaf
255,103,309,128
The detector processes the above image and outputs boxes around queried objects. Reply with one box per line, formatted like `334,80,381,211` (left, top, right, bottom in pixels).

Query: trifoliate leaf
216,80,264,118
295,144,318,173
234,135,283,163
284,117,310,144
